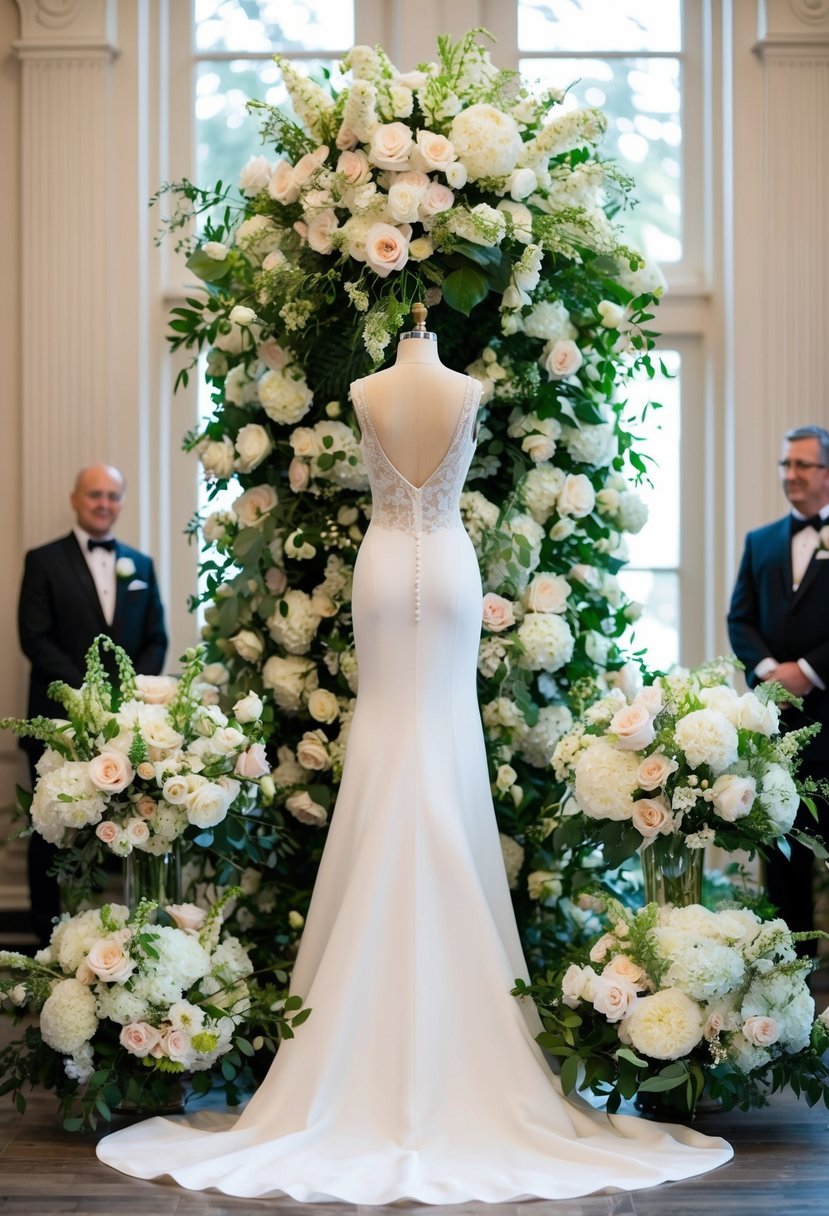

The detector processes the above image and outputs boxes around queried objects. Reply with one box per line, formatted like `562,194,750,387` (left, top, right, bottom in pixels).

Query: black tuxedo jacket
727,515,829,773
18,533,168,738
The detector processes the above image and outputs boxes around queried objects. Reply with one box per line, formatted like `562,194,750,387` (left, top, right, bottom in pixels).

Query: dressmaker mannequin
357,304,470,488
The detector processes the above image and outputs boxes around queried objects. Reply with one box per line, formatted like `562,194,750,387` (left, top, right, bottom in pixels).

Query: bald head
71,464,125,539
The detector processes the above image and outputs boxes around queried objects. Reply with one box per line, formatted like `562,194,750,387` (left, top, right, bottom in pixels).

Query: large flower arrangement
0,892,307,1131
1,638,273,908
516,897,829,1115
548,659,825,876
159,29,668,967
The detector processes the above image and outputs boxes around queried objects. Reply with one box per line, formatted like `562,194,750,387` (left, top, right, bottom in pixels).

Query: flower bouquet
2,637,273,908
516,898,829,1116
549,659,827,901
0,891,308,1131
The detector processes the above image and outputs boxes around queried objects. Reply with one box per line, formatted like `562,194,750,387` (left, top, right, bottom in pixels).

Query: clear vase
123,843,181,915
640,835,703,907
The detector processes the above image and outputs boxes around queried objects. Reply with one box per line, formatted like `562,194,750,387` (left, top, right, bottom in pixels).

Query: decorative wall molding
756,0,829,53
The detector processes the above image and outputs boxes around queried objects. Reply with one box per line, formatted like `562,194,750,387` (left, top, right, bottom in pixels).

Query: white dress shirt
753,506,829,691
73,525,117,626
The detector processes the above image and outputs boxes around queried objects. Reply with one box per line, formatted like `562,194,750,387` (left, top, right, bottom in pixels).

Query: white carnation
573,738,641,821
40,978,98,1054
674,708,739,774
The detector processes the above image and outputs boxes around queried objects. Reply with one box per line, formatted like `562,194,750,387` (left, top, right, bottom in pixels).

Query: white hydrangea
266,589,321,655
517,613,574,673
520,299,576,343
30,762,107,845
49,905,130,975
258,368,313,425
521,465,566,523
573,738,640,820
516,705,573,768
478,635,511,679
674,708,739,774
210,935,255,984
40,979,98,1054
561,422,617,468
499,834,525,889
134,927,210,1007
615,491,649,534
95,982,150,1026
657,936,746,1002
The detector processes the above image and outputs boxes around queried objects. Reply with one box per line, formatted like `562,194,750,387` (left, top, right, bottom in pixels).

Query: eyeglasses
84,490,123,502
778,460,828,473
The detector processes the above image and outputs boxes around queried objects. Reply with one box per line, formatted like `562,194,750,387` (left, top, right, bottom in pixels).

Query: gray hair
784,425,829,466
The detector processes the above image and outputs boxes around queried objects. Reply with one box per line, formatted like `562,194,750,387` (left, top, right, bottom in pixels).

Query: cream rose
482,592,515,633
416,129,456,171
631,796,674,838
88,750,134,794
296,731,331,771
603,954,647,989
609,703,656,751
289,457,310,492
363,223,409,278
544,339,583,380
306,208,339,255
307,688,340,724
556,473,595,518
636,752,677,792
86,937,136,984
337,149,371,184
233,485,279,528
285,790,328,827
134,675,179,705
186,782,232,829
561,963,592,1008
524,574,570,614
235,423,273,473
368,122,413,170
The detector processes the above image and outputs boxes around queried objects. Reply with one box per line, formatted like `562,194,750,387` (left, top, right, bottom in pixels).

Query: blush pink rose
120,1021,162,1058
482,593,515,633
288,457,310,492
95,821,120,845
416,129,456,172
88,750,134,794
265,566,288,595
742,1015,780,1046
134,675,179,705
544,339,583,380
636,752,677,791
268,159,299,204
285,790,328,827
337,149,371,184
86,938,135,984
258,337,289,371
419,181,455,217
590,974,639,1023
235,743,270,779
166,902,207,933
368,122,413,170
364,223,409,278
631,796,673,838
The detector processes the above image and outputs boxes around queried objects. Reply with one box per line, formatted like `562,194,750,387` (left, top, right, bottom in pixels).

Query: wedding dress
96,373,732,1202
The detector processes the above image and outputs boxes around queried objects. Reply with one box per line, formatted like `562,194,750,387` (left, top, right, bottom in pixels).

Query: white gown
96,375,732,1202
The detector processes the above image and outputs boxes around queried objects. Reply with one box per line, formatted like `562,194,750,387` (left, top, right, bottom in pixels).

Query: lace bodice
351,376,481,535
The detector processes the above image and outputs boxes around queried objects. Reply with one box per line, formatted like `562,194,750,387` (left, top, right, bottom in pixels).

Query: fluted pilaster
14,0,118,549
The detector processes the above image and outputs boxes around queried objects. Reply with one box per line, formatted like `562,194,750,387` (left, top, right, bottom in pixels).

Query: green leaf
442,266,489,316
186,248,231,283
560,1053,581,1094
638,1072,687,1094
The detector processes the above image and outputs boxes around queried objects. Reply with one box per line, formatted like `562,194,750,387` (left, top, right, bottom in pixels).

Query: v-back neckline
354,377,476,493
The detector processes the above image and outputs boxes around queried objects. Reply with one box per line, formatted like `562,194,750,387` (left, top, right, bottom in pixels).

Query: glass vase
640,835,703,908
123,843,181,915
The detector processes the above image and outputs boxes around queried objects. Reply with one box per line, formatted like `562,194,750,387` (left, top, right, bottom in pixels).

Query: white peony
673,708,739,774
258,368,313,425
450,104,523,180
622,988,703,1060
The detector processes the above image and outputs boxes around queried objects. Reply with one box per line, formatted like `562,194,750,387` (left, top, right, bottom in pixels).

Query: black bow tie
87,537,116,552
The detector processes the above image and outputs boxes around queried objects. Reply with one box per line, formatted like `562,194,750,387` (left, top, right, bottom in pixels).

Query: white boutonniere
115,556,136,580
817,524,829,559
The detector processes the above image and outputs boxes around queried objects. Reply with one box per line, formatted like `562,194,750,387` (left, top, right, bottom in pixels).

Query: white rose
234,423,273,473
508,167,537,200
231,630,264,662
387,174,428,223
363,223,409,278
521,433,557,463
711,773,757,822
609,703,656,751
239,154,271,196
368,122,413,170
186,781,232,829
597,299,627,328
408,236,435,261
735,692,779,737
134,675,178,704
495,764,518,793
233,691,263,723
87,750,134,794
202,241,228,261
556,473,595,518
561,964,593,1008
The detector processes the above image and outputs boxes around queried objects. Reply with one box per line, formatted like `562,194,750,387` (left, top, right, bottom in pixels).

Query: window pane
521,56,681,262
619,570,680,672
518,0,681,53
196,58,346,190
624,350,680,569
195,0,353,54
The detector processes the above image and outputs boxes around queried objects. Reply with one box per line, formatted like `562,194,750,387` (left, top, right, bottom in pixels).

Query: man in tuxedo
18,463,168,943
727,425,829,946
